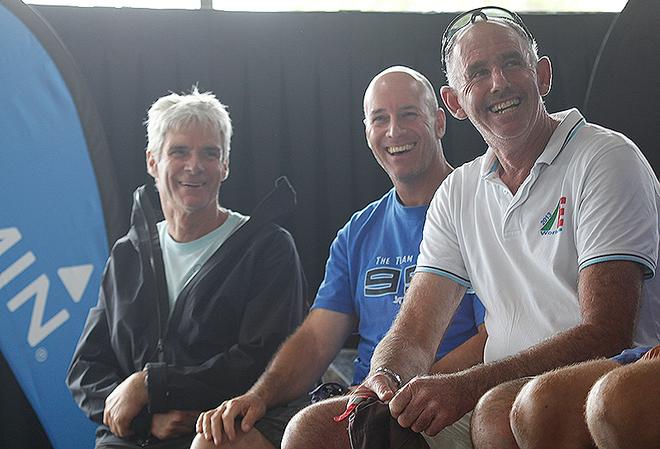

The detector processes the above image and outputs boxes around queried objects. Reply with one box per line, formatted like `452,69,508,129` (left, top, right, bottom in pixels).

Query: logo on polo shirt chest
540,196,566,236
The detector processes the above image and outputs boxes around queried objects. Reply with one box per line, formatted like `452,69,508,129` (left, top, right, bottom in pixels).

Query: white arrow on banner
57,265,94,303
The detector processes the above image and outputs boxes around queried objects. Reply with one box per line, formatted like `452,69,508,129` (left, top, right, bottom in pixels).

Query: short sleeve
416,174,471,288
311,224,355,314
575,141,659,278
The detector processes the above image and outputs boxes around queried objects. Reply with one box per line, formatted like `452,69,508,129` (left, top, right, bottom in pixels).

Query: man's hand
358,370,401,403
389,373,475,436
196,392,267,445
103,371,148,438
151,410,199,440
333,370,400,422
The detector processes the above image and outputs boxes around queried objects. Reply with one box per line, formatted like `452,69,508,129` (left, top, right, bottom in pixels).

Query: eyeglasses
441,6,534,71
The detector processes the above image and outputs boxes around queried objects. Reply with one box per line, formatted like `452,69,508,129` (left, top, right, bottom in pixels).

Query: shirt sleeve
65,244,152,437
416,173,472,288
575,140,659,278
311,223,356,315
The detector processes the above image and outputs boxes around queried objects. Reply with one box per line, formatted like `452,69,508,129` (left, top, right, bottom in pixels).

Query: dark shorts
253,395,310,447
95,433,194,449
94,396,309,449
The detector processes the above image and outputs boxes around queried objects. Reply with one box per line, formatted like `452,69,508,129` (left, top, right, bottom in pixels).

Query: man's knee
471,378,529,449
282,397,349,449
189,428,275,449
586,359,660,449
190,433,215,449
509,375,558,448
510,359,618,449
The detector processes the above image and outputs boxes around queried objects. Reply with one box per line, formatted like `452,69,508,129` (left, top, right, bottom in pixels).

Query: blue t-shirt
312,189,485,384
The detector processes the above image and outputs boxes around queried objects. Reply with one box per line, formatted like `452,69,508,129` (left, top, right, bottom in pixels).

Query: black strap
132,184,169,362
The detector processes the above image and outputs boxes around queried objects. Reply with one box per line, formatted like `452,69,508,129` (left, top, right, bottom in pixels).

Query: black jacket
66,179,307,441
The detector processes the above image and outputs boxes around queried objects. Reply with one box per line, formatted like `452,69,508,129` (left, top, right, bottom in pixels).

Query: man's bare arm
250,309,356,405
389,260,643,435
364,272,467,399
431,324,487,375
197,308,355,444
456,260,642,399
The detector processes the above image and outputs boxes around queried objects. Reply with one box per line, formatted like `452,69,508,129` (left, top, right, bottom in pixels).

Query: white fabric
422,411,473,449
158,210,248,313
417,109,660,363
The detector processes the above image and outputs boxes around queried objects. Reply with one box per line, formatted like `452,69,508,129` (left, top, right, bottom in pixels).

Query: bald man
191,66,486,449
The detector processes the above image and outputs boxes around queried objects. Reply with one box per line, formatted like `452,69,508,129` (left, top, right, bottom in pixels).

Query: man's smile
179,181,205,188
386,143,415,155
488,98,521,114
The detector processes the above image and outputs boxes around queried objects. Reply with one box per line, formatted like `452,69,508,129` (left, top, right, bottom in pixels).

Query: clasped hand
103,372,148,438
353,372,474,436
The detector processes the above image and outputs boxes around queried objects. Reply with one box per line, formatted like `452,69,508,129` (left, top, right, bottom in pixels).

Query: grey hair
363,65,439,118
445,19,539,88
145,86,232,161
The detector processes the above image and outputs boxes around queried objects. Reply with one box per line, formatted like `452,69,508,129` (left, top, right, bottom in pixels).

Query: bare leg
190,426,274,449
510,359,619,449
282,396,350,449
586,358,660,449
471,377,531,449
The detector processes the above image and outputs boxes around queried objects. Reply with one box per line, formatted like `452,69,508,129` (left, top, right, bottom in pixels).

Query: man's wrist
249,383,274,406
374,366,402,388
133,371,149,405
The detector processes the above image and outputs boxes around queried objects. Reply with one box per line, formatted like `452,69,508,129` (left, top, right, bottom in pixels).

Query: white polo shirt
418,109,660,363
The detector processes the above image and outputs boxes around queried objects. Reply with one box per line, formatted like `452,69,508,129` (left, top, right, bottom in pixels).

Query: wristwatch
374,366,402,388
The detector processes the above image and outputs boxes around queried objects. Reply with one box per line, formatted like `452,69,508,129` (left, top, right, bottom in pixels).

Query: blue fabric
312,189,485,384
611,346,653,365
0,3,104,449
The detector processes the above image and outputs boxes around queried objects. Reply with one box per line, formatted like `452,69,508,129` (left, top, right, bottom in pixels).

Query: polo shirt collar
480,148,500,179
479,108,586,180
536,108,585,166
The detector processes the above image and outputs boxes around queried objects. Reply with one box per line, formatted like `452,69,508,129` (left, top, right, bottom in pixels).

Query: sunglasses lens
448,14,473,35
442,7,531,69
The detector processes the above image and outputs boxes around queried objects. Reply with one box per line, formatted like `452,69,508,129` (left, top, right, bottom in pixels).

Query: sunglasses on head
441,6,534,71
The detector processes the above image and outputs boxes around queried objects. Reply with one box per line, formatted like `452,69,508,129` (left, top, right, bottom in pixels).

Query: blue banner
0,2,117,448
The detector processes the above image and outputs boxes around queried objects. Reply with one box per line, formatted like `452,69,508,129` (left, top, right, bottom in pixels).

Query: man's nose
489,66,511,93
185,152,203,172
387,117,403,138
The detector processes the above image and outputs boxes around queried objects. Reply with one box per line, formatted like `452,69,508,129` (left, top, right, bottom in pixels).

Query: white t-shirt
157,210,249,314
417,109,660,362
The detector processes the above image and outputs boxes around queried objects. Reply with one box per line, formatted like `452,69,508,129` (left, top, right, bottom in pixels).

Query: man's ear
440,86,467,120
435,107,447,139
363,117,377,151
146,150,158,178
536,56,553,97
221,159,229,182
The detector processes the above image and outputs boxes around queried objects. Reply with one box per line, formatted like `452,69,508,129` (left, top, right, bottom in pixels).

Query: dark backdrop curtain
584,0,660,173
33,7,615,290
2,7,616,449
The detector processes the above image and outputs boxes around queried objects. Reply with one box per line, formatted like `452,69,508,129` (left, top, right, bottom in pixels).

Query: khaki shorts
421,411,473,449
